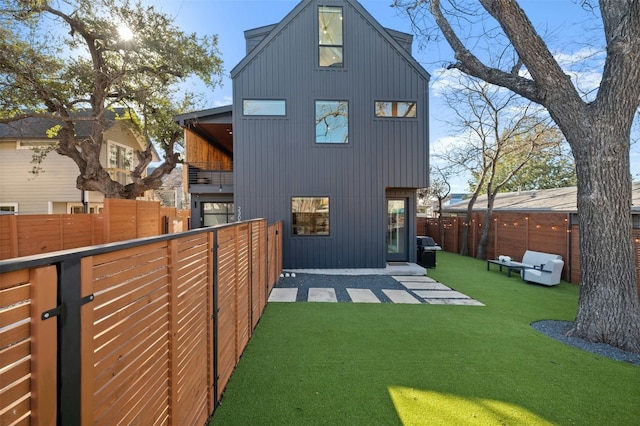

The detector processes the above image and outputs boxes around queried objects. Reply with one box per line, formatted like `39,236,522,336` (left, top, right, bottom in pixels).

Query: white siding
0,141,104,214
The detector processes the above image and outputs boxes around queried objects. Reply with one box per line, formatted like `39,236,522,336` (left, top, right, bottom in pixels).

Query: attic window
318,6,343,67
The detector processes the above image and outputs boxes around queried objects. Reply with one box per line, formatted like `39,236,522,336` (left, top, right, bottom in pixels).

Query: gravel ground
275,274,640,366
276,273,405,303
531,320,640,367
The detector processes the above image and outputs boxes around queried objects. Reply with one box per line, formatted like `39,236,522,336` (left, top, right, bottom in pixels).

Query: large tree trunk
406,0,640,353
565,129,640,353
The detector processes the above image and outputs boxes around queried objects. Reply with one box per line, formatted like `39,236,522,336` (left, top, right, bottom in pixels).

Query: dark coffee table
487,259,531,277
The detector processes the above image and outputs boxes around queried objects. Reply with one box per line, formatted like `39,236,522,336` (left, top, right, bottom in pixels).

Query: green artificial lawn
210,252,640,425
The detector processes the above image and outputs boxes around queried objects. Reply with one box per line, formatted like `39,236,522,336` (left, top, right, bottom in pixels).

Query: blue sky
145,0,639,190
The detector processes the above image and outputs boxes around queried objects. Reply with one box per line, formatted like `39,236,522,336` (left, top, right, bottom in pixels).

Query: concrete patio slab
308,288,338,302
392,275,436,282
269,288,298,302
346,288,381,303
414,290,470,299
424,298,486,306
400,282,451,290
382,289,422,304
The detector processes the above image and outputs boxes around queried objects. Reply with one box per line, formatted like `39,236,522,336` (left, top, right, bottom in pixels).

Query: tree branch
430,0,542,102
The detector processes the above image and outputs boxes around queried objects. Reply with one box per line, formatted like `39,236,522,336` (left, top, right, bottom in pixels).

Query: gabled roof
0,108,158,159
0,108,124,139
230,0,430,82
442,182,640,213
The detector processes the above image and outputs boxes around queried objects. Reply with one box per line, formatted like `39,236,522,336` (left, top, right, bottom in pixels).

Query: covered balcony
174,105,235,196
187,162,234,193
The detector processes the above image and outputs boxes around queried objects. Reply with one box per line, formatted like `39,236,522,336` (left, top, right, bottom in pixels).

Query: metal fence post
57,256,83,426
211,228,220,409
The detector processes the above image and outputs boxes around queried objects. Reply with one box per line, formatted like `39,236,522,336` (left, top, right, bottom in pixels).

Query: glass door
387,199,407,262
202,202,235,226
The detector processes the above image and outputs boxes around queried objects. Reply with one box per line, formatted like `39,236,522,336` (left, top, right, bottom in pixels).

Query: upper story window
243,99,286,116
316,100,348,144
108,141,133,170
375,101,417,118
107,140,133,185
318,6,343,67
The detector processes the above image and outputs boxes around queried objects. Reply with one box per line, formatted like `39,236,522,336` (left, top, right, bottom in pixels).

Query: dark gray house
176,0,430,269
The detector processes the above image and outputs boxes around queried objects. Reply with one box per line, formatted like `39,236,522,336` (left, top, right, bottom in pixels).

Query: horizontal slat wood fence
419,212,640,298
0,219,282,425
0,199,191,260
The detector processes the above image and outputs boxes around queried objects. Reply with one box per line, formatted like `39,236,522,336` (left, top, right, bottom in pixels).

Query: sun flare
117,23,134,41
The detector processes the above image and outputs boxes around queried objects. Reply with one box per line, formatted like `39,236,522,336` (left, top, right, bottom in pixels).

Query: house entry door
202,202,235,226
386,198,408,262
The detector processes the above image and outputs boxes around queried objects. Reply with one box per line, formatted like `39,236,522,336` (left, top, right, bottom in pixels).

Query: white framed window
107,140,133,170
107,140,134,185
0,203,18,214
67,203,84,214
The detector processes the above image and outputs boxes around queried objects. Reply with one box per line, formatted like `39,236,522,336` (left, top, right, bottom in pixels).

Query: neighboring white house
0,110,158,214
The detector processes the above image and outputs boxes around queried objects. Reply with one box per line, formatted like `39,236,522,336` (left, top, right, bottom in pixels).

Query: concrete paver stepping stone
400,282,451,290
414,290,470,299
309,287,338,302
424,298,485,306
392,275,437,282
346,288,381,303
382,289,422,304
269,288,298,302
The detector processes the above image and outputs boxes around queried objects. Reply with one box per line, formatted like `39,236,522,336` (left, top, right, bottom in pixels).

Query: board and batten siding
232,0,429,268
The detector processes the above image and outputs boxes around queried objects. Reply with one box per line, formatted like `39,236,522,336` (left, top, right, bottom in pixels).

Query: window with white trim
107,140,134,185
0,203,18,214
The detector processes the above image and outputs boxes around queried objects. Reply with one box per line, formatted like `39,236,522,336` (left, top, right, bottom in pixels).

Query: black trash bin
417,236,441,268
